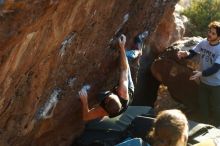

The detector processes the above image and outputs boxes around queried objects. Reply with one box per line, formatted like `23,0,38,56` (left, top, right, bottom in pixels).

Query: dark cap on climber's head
97,91,111,102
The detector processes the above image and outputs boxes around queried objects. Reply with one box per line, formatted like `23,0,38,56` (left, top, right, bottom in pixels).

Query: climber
79,34,135,121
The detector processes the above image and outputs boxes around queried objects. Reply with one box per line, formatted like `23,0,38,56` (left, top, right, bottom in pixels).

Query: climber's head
103,93,122,115
98,91,122,115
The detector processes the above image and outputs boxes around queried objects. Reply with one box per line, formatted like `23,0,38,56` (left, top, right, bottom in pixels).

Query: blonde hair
150,109,188,146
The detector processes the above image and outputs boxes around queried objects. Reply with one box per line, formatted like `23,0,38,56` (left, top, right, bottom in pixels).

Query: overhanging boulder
151,37,203,111
0,0,179,146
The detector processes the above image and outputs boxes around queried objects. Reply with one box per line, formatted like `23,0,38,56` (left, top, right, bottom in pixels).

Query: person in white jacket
177,21,220,126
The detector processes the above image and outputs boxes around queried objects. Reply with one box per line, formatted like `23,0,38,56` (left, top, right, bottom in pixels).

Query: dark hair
104,95,121,115
208,21,220,37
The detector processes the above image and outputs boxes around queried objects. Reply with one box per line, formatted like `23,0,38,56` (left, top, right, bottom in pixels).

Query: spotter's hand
177,51,189,59
189,71,202,80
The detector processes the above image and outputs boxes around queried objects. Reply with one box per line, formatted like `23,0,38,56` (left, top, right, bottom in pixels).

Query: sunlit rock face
151,37,203,111
132,3,187,107
0,0,178,145
149,4,187,54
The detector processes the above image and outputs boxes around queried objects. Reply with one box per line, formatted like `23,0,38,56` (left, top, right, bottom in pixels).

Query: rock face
0,0,178,145
132,3,187,107
151,37,203,111
149,4,186,53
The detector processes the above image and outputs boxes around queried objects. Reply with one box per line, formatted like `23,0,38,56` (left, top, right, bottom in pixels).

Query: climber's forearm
81,98,90,120
119,46,129,71
118,36,129,100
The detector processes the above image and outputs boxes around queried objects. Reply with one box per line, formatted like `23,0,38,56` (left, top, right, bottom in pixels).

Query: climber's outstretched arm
79,89,107,121
117,34,129,101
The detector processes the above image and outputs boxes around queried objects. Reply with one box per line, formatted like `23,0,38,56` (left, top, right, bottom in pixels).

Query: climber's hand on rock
118,34,126,49
79,89,88,104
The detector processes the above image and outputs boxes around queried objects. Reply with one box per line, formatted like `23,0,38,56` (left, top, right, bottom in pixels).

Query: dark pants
198,82,220,126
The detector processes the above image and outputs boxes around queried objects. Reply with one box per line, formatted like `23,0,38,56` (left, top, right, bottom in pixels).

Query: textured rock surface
132,3,187,107
149,4,187,53
151,37,203,111
0,0,178,145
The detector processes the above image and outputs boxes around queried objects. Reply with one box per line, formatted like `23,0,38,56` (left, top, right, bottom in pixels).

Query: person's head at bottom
150,109,188,146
